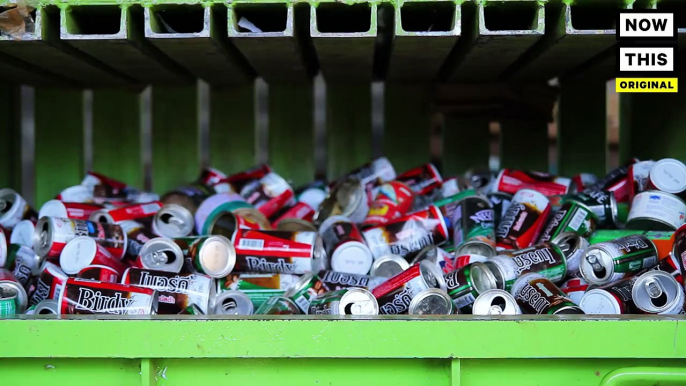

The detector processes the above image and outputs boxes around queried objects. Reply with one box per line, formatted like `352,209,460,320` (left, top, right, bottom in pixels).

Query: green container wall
3,0,686,385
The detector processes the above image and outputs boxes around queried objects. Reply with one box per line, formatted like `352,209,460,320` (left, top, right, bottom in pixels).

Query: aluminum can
580,235,659,285
472,289,521,315
135,237,185,273
283,272,328,312
160,183,215,217
34,216,127,259
217,273,300,309
648,158,686,198
315,177,369,225
28,262,66,307
319,215,373,275
408,245,456,274
590,230,674,258
10,244,43,287
408,288,455,315
29,299,59,315
0,189,38,229
626,191,686,231
39,200,103,221
152,204,196,238
571,173,598,192
363,181,415,226
537,201,596,244
579,276,638,314
194,193,253,234
628,160,655,201
453,254,488,271
559,277,589,305
674,223,686,277
369,254,409,278
555,190,618,228
0,287,16,315
588,160,637,203
493,169,572,197
122,267,214,314
232,230,327,274
487,192,512,226
309,288,379,315
396,163,443,196
510,273,584,314
254,295,301,315
173,236,235,278
90,201,162,224
240,172,294,219
9,220,34,248
59,278,158,315
317,270,386,291
59,236,127,275
632,270,685,314
218,164,273,193
452,195,496,257
444,263,498,313
0,268,28,312
495,189,550,250
372,260,446,315
213,290,254,315
78,265,120,283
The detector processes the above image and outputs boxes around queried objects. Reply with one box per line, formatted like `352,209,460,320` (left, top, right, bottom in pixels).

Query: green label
244,290,285,309
0,297,16,316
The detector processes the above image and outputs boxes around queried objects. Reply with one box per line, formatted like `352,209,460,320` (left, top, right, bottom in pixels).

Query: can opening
653,0,686,28
646,280,668,308
400,2,455,32
586,254,606,278
491,295,507,310
316,3,371,33
149,250,177,265
233,4,288,33
483,1,540,31
210,212,238,239
221,297,239,313
149,5,205,34
39,221,50,248
569,1,621,31
38,307,55,315
64,6,122,35
343,302,354,315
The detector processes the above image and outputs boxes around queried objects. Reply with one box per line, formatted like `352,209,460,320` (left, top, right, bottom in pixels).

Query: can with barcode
559,277,589,305
0,268,27,312
444,263,498,313
173,236,235,278
632,270,685,314
254,295,301,315
34,217,127,259
363,205,449,260
511,273,584,314
283,272,328,312
0,189,38,230
319,216,373,275
78,265,120,283
369,254,409,278
90,201,162,224
372,260,446,315
213,290,254,315
408,288,455,315
59,278,158,315
136,237,185,273
495,189,550,250
28,262,67,307
39,200,103,221
580,235,659,285
9,244,42,287
493,169,572,197
317,270,386,291
626,191,686,231
240,172,294,219
628,160,655,201
537,201,596,244
472,289,521,315
396,163,443,196
452,195,496,258
9,220,35,248
122,267,214,314
579,276,638,314
363,181,415,227
232,229,326,275
309,288,379,315
315,177,369,225
59,236,127,275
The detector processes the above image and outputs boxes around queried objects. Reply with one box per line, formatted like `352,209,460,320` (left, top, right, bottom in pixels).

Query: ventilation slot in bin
400,2,455,32
570,1,622,31
233,3,288,33
483,1,540,31
315,3,371,33
63,5,121,35
148,5,205,34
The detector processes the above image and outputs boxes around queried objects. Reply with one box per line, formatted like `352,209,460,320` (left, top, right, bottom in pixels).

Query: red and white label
271,202,315,228
496,169,571,197
372,263,421,298
234,230,313,259
62,203,103,220
105,201,163,222
364,181,415,226
453,254,488,271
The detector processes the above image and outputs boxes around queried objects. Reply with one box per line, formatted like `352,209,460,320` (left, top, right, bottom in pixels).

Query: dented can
342,157,396,197
628,160,656,201
315,177,369,225
444,263,498,313
487,192,512,227
372,260,446,315
272,188,326,229
396,163,443,196
580,235,658,285
320,216,373,275
309,287,379,315
34,217,127,259
588,160,637,203
369,254,409,278
408,288,455,315
90,201,162,224
232,229,327,274
363,181,415,227
122,267,214,314
495,189,550,250
240,172,294,219
194,193,252,234
0,189,37,229
408,245,456,274
39,200,103,221
551,232,589,278
59,278,158,315
283,272,327,312
28,262,67,307
219,164,273,194
537,201,596,244
510,273,583,315
10,244,42,287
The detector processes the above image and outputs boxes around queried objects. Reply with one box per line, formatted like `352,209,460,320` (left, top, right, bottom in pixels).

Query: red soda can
559,277,589,305
78,265,120,283
396,163,443,196
493,169,572,197
495,189,551,250
452,254,488,271
319,216,374,275
588,159,639,203
82,171,129,193
59,236,127,275
90,201,162,223
240,172,294,219
233,229,327,274
571,173,598,192
198,167,230,193
59,278,158,315
39,200,103,221
371,260,447,314
363,181,415,226
29,262,68,306
271,188,327,228
34,217,127,259
363,205,449,260
627,160,655,201
341,157,397,197
220,164,273,193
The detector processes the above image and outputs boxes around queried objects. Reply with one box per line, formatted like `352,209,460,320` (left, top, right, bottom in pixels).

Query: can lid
34,299,59,315
38,200,68,219
419,259,447,291
408,288,454,315
331,241,374,275
153,204,195,238
472,289,520,315
579,289,622,314
214,290,254,315
9,220,34,248
580,246,615,285
469,262,498,294
632,270,682,313
197,236,236,278
650,158,686,194
139,238,185,272
370,254,409,277
339,288,379,315
277,218,317,232
60,236,99,275
551,232,582,259
33,217,55,258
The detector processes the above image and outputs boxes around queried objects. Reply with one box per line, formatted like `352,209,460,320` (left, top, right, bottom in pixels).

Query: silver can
631,270,685,314
579,235,658,285
254,295,301,315
408,288,455,315
370,254,409,278
0,268,28,312
137,238,185,273
152,204,195,238
314,177,369,225
472,289,521,315
551,231,589,278
31,299,59,315
308,288,379,315
213,290,254,315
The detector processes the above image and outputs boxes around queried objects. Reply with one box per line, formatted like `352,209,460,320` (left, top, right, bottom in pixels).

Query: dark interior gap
400,2,455,32
570,1,624,30
151,5,205,34
655,0,686,28
234,4,288,33
317,3,371,33
67,5,121,35
483,1,538,31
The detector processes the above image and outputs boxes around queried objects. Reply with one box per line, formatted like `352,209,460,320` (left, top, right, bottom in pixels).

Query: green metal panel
557,82,607,177
92,89,143,187
442,116,490,176
0,358,140,386
34,88,84,205
499,119,548,172
0,83,19,191
384,84,431,174
268,84,314,186
618,94,633,165
326,83,372,180
151,86,199,194
209,85,256,174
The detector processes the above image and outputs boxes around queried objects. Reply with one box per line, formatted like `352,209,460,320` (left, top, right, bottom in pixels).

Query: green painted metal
442,116,490,176
384,84,431,174
34,88,84,205
326,83,372,180
268,84,314,186
0,83,20,191
209,85,256,174
0,358,141,386
499,119,548,171
92,89,143,187
600,367,686,386
151,85,199,193
557,81,607,176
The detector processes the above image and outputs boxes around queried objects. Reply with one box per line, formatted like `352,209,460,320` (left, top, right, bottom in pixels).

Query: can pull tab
167,216,185,229
646,278,665,299
0,200,7,212
40,231,49,248
147,251,170,264
488,305,504,315
586,254,603,272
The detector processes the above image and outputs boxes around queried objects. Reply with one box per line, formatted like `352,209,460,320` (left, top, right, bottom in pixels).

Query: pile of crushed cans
1,157,686,316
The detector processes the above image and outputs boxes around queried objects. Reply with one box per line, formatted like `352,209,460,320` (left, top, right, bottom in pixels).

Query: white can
9,220,35,248
319,215,373,275
626,190,686,231
648,158,686,196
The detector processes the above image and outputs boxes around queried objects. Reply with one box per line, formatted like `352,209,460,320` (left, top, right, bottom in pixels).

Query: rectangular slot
148,4,205,34
654,0,686,28
483,1,539,31
570,1,623,30
64,5,121,35
400,2,455,32
233,3,288,33
316,3,371,33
